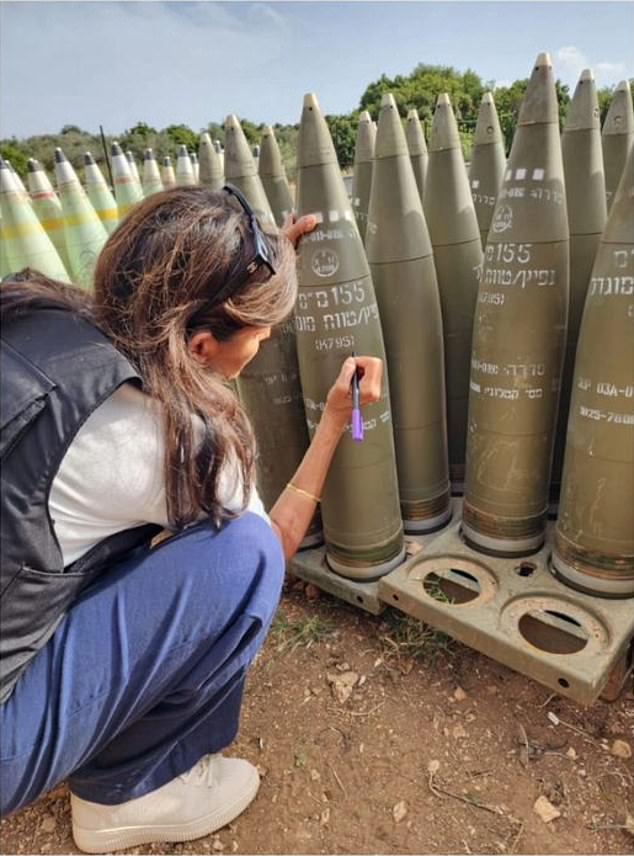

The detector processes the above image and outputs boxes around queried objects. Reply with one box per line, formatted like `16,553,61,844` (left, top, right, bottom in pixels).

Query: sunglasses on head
209,184,276,306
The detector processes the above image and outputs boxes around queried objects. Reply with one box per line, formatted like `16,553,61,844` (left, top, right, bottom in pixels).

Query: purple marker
351,351,363,443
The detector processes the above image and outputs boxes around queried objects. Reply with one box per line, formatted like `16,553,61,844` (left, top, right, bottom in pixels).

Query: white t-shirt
49,383,269,566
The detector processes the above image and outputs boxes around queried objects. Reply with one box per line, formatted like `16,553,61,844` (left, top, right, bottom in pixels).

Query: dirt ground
2,582,633,856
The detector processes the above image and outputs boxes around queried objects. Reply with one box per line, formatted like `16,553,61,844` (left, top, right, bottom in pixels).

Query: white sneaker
70,754,260,854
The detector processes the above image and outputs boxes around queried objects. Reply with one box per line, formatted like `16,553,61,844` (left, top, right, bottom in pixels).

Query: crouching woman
0,186,382,852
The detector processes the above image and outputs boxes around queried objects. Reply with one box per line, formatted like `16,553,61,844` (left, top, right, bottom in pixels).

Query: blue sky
2,1,633,138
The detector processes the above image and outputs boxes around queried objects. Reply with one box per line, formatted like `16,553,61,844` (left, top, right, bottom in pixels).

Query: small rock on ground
533,795,561,823
610,739,632,759
392,800,408,823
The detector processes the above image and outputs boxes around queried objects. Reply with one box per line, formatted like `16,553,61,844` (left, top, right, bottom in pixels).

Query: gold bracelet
286,482,321,504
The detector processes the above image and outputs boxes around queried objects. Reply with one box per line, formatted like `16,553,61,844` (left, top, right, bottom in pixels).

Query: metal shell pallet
289,501,634,706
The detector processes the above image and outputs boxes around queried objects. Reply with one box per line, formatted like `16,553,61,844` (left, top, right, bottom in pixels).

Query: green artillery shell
27,158,73,270
8,161,29,201
469,92,507,247
126,151,144,198
552,144,634,597
551,69,607,504
224,115,274,222
112,142,143,217
84,152,119,234
198,133,224,190
190,152,199,184
237,315,323,549
423,93,483,491
259,125,295,227
142,148,164,196
161,156,176,189
225,114,321,547
175,145,195,187
602,80,634,211
1,157,69,282
366,93,451,533
351,111,375,244
463,53,569,557
405,108,428,203
295,93,405,578
54,148,107,289
214,139,225,175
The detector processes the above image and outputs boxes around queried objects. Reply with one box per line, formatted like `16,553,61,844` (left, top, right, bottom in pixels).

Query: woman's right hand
324,355,384,424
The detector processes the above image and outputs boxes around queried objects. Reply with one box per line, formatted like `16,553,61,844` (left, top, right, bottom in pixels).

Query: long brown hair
1,187,298,528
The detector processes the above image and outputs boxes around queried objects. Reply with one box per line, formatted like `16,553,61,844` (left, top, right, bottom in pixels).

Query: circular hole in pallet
518,609,588,655
423,569,481,604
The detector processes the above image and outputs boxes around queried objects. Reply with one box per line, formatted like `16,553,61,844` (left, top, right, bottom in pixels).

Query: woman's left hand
282,212,318,248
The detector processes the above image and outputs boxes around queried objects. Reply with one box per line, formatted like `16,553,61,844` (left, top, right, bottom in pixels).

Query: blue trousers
0,513,284,816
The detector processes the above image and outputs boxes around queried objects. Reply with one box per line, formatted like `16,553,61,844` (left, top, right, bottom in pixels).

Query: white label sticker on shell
532,168,545,181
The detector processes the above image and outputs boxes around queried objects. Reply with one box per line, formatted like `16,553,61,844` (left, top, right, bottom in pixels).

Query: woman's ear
188,330,221,365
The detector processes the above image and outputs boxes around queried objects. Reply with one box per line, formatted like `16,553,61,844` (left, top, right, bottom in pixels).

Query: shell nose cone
430,93,460,151
303,92,321,112
375,92,408,159
225,114,241,132
616,79,630,92
111,141,123,156
144,148,154,159
482,91,495,105
28,158,40,172
84,152,95,165
518,52,558,126
565,69,600,132
178,144,188,155
54,147,67,163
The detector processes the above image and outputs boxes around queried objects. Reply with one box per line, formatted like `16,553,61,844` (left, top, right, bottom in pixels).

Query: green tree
360,64,486,127
60,124,87,135
239,118,265,146
164,124,198,151
326,114,358,169
0,140,29,177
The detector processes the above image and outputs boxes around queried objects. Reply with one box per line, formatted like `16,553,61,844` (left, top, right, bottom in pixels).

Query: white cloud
555,45,631,91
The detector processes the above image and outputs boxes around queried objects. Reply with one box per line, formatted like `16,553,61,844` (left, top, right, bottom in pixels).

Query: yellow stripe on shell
95,208,119,222
1,221,52,240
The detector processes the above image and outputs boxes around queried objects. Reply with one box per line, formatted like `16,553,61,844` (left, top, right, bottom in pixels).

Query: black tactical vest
1,308,161,703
